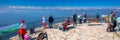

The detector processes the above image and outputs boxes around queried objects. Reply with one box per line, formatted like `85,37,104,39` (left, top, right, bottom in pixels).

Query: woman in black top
73,13,77,26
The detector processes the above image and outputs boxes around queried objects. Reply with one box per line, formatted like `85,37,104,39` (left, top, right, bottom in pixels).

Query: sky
0,0,120,8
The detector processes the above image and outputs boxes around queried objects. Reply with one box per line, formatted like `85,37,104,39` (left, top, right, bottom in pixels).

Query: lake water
0,9,120,40
0,9,120,27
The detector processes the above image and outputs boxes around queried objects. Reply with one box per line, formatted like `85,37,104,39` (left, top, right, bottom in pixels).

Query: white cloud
7,6,119,10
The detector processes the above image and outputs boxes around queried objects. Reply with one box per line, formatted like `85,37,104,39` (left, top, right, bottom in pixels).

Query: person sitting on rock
24,34,31,40
65,18,70,25
62,23,67,31
61,18,71,31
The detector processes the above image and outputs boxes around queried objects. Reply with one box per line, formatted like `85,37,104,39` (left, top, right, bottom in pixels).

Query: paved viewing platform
10,23,120,40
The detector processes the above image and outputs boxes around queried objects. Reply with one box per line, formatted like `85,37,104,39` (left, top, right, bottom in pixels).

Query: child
42,16,48,29
24,34,30,40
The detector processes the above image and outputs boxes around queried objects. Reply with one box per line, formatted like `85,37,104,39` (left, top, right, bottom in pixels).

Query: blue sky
0,0,120,8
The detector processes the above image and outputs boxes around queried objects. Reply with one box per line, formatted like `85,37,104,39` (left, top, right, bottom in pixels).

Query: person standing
42,16,47,29
19,20,27,40
48,15,54,28
83,12,87,23
96,13,100,20
78,14,83,24
112,14,117,31
117,17,120,31
107,12,115,32
73,13,77,26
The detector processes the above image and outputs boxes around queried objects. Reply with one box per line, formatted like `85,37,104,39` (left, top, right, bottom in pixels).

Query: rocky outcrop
10,23,120,40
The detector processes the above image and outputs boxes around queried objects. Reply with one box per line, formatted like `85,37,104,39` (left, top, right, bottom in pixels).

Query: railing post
0,35,1,40
0,31,2,40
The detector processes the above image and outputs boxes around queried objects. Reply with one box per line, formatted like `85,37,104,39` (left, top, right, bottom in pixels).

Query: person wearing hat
19,20,27,40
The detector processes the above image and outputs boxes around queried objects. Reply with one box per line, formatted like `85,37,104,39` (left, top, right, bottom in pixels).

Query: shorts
43,22,47,28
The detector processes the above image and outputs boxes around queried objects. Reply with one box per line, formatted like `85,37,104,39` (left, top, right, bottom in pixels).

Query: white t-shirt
117,17,120,22
42,17,46,23
19,23,26,29
77,15,81,18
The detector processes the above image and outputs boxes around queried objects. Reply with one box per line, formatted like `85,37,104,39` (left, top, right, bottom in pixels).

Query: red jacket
18,29,22,36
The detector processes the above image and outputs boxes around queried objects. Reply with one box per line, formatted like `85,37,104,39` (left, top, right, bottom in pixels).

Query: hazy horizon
0,6,120,10
0,0,120,8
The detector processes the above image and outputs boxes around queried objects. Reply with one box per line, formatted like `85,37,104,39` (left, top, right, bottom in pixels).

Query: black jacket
73,14,77,20
48,16,54,23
